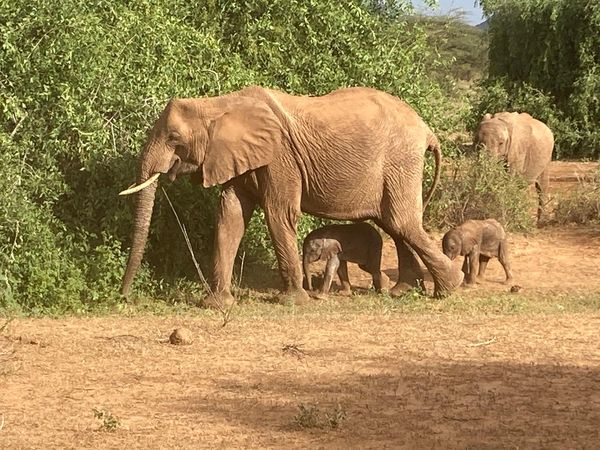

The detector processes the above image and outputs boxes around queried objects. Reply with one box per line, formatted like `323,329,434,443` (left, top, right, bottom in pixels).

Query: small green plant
555,171,600,224
293,403,347,429
92,408,120,432
324,404,347,430
425,152,535,232
294,403,321,429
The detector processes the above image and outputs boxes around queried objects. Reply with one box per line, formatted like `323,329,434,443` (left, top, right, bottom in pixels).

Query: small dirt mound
169,328,193,345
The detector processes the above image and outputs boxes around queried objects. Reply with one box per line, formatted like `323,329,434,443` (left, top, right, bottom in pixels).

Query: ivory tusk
118,172,161,196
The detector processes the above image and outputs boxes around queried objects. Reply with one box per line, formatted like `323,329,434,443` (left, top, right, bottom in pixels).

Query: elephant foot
503,277,514,285
310,291,329,300
378,272,391,292
274,289,310,306
203,291,236,310
433,266,464,298
337,288,352,296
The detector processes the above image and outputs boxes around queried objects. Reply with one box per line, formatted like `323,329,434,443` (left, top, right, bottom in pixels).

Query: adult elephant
119,86,463,306
475,112,554,221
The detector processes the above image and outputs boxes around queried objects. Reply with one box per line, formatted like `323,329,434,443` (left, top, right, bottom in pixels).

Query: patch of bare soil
1,313,599,449
1,162,599,449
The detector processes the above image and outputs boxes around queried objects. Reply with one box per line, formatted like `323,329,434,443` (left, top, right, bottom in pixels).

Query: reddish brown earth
1,162,599,449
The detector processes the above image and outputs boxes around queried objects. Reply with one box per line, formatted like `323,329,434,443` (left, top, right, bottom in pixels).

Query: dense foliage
555,169,600,224
476,0,600,158
0,0,454,312
425,151,535,233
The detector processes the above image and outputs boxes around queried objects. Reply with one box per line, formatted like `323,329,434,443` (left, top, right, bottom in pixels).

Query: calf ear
321,240,342,261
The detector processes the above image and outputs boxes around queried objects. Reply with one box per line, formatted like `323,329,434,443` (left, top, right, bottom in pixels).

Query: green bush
425,152,536,233
0,0,450,312
555,170,600,224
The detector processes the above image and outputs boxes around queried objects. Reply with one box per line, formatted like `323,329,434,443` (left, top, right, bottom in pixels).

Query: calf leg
498,239,514,283
321,254,340,294
478,255,491,279
336,260,352,295
465,249,480,285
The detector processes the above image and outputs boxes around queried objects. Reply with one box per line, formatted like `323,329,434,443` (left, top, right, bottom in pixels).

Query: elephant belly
480,244,499,258
299,158,384,220
301,187,382,220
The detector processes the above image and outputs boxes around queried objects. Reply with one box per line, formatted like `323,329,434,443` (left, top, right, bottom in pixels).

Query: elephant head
119,95,284,296
302,237,341,291
441,230,462,261
475,114,512,160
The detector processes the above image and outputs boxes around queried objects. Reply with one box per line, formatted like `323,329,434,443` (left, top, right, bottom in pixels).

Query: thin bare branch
468,337,497,347
161,188,233,326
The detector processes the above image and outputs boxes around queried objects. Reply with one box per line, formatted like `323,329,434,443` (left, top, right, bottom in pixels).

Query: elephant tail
423,134,442,209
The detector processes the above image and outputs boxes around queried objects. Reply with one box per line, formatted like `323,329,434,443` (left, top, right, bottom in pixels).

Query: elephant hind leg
379,214,463,297
375,220,424,295
498,239,514,283
478,255,491,280
336,260,352,295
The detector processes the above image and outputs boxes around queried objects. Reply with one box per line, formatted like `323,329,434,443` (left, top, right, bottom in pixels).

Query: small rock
509,285,523,293
169,327,193,345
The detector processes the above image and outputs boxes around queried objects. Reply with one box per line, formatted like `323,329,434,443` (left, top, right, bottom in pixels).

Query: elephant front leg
465,249,480,285
321,254,340,294
206,187,255,309
264,206,309,305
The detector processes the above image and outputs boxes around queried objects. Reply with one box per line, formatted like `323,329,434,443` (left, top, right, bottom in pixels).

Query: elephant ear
321,240,342,261
202,100,283,188
497,115,528,172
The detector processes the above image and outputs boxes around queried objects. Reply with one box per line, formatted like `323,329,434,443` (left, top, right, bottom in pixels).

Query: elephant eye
167,132,181,143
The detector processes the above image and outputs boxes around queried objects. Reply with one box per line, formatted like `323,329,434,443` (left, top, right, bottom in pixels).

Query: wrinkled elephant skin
120,86,463,305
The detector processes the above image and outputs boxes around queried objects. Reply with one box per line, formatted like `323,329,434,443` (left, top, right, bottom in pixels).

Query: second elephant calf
442,219,513,285
302,222,389,295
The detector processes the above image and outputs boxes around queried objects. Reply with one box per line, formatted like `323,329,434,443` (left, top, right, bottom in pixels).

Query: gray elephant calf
442,219,513,285
302,222,389,295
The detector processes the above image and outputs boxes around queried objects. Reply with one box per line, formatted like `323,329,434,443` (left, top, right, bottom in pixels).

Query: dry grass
1,210,600,448
1,313,599,448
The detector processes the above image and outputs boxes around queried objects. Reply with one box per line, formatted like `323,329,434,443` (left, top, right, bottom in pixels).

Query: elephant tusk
118,172,161,196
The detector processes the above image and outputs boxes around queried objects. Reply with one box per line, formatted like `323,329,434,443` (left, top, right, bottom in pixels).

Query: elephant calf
442,219,513,285
302,222,389,295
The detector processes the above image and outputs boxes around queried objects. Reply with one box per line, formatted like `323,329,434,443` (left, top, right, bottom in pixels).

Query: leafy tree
0,0,449,311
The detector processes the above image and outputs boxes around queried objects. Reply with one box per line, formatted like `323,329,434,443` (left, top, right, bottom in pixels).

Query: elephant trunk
121,173,158,297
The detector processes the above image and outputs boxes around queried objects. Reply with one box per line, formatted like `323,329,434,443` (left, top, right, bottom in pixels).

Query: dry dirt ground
1,162,600,449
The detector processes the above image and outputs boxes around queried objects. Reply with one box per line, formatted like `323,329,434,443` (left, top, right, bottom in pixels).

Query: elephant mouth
119,156,202,196
166,156,201,183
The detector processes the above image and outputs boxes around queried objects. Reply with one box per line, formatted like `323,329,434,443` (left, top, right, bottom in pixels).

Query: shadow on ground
177,359,600,448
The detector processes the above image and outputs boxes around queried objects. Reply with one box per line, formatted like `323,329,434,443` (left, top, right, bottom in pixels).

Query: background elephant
119,86,463,306
475,112,554,221
442,218,513,285
302,222,390,295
